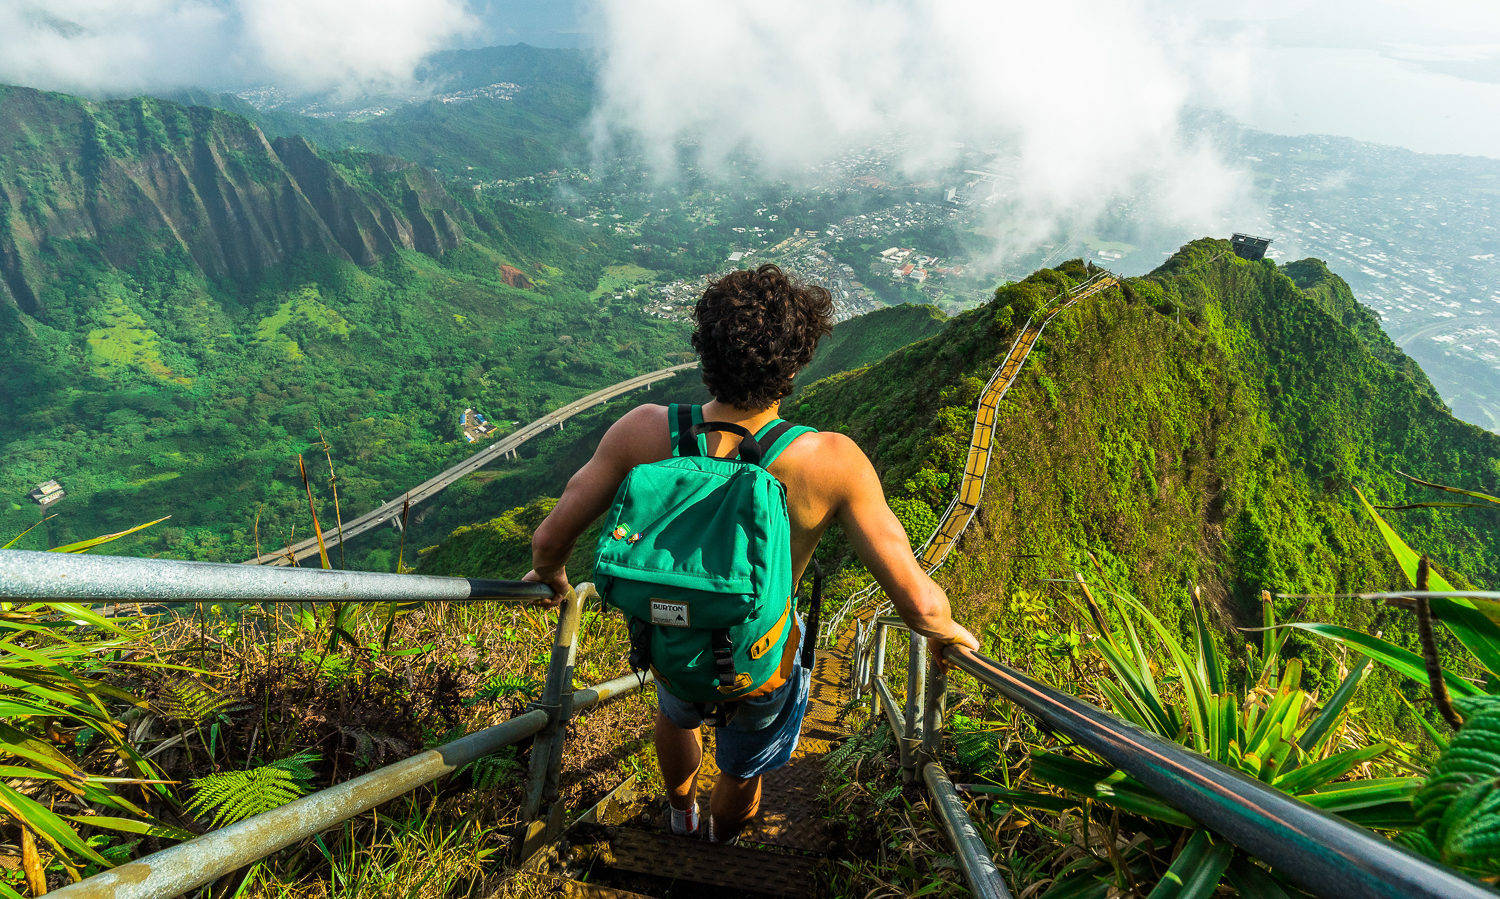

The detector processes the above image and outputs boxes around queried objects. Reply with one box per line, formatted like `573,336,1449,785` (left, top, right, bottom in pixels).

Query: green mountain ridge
795,303,947,389
425,240,1500,732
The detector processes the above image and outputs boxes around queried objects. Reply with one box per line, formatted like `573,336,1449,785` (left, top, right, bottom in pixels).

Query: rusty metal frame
514,583,589,862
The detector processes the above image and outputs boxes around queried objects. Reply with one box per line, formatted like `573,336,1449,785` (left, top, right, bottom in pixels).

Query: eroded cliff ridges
0,85,465,312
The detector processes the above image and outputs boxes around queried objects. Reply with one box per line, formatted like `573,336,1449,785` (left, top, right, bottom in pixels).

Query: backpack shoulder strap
668,403,703,457
756,419,817,467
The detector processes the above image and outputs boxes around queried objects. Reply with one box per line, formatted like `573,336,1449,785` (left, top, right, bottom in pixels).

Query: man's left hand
523,567,571,609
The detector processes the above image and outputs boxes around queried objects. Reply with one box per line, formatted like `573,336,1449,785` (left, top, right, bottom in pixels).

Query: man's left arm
525,405,660,605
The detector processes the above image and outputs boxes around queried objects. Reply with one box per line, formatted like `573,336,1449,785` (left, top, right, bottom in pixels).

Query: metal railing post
922,657,945,762
852,618,868,702
869,622,888,720
923,762,1013,898
513,582,588,863
902,630,926,782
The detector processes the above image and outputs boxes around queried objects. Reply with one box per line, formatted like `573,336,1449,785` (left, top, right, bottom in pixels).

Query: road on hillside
246,362,699,566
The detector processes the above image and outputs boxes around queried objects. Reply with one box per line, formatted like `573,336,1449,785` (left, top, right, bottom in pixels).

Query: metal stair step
558,879,657,899
579,824,822,897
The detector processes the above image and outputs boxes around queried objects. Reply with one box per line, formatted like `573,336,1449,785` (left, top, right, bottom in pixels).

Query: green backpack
594,403,816,706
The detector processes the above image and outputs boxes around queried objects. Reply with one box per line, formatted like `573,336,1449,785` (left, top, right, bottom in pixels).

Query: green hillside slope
0,86,687,560
784,242,1497,727
788,242,1497,608
796,303,947,389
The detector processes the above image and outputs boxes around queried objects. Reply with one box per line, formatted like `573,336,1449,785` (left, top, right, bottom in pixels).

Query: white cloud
240,0,477,97
0,0,477,97
588,0,1250,258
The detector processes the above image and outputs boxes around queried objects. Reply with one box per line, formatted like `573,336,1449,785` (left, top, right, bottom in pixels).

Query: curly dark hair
691,264,834,410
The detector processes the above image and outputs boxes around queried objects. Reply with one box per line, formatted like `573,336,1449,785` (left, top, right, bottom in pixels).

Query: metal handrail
0,549,553,604
944,647,1495,897
32,581,652,898
923,762,1012,898
856,614,1497,898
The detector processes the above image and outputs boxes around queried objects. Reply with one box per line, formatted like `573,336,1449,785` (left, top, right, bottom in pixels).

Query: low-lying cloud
589,0,1250,259
0,0,476,98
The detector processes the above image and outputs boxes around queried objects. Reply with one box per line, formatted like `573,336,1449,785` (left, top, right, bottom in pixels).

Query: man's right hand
928,624,980,671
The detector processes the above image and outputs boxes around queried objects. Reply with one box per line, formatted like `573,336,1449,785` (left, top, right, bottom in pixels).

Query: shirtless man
525,263,979,842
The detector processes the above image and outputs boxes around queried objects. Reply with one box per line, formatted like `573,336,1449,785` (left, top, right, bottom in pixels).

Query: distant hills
170,44,596,183
0,86,468,314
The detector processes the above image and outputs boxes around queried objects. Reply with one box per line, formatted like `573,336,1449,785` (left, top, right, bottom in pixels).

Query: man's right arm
827,434,979,661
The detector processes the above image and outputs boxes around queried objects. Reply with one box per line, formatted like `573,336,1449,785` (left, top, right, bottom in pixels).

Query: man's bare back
527,399,976,660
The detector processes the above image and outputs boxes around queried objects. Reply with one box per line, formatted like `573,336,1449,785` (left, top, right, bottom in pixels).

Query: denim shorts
655,619,812,779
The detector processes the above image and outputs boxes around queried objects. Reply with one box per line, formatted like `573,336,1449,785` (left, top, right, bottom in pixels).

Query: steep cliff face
0,86,466,312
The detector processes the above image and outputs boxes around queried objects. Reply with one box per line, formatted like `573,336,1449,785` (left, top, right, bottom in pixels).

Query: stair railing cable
0,551,653,899
826,270,1116,641
847,616,1497,899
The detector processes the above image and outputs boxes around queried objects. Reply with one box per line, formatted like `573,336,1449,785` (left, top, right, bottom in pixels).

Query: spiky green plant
0,519,186,894
981,586,1415,896
1288,487,1500,718
1279,480,1500,882
185,751,320,828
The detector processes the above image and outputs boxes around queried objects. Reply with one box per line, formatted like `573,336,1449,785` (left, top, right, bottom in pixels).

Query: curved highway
247,362,698,566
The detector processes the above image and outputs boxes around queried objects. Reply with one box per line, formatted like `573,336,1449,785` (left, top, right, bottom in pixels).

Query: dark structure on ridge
1232,233,1273,261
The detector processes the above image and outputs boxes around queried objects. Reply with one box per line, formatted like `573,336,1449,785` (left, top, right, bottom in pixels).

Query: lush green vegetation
783,243,1495,684
11,229,1500,894
795,303,947,389
1,242,687,560
775,242,1500,893
0,86,689,561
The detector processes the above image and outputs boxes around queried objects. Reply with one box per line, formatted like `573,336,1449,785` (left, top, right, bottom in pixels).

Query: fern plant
186,752,320,829
154,679,238,723
458,747,521,791
466,671,542,707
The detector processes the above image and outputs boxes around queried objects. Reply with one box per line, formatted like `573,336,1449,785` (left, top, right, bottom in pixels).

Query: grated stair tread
583,824,822,896
562,645,852,895
557,879,656,899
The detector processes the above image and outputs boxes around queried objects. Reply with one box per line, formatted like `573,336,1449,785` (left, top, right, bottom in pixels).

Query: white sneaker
707,816,741,845
666,802,699,836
